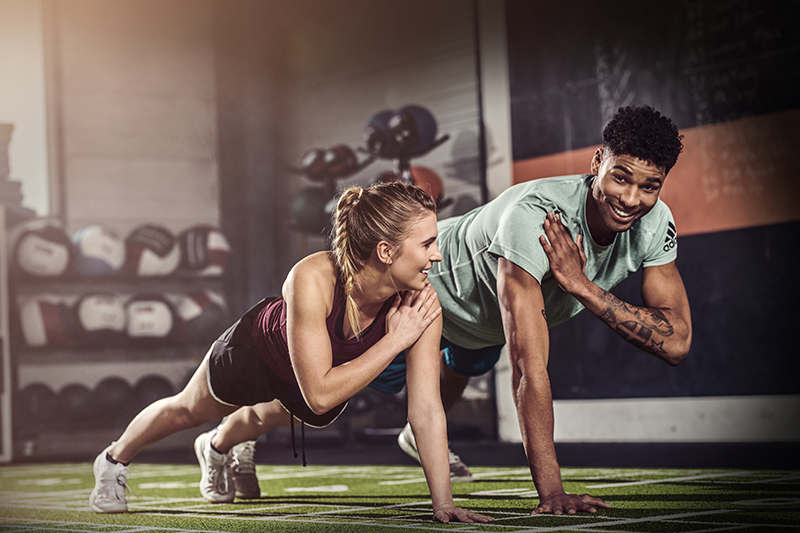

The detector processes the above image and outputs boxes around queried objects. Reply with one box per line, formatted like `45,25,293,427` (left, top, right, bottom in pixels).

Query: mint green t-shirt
429,174,678,349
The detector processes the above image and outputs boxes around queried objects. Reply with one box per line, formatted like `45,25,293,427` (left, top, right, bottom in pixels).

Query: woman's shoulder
283,252,338,298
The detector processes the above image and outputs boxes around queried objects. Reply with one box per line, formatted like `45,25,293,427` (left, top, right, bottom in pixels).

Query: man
397,104,692,515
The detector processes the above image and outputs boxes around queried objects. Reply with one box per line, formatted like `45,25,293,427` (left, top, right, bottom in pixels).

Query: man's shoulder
500,174,590,217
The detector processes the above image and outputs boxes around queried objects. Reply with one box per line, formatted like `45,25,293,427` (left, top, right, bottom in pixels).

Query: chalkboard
506,0,800,161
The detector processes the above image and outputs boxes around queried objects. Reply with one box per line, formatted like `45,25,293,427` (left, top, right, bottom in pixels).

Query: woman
90,182,493,524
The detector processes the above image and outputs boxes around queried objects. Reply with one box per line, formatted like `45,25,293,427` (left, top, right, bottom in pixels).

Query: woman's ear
376,241,393,265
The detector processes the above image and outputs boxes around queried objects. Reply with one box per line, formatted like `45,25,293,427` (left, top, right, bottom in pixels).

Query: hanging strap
289,403,307,467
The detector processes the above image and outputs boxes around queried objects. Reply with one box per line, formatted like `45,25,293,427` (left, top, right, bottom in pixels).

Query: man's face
588,148,667,243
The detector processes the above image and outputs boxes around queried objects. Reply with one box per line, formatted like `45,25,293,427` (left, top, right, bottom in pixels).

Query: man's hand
539,211,588,294
533,491,612,515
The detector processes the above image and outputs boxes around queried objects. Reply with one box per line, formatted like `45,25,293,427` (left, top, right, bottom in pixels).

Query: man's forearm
512,365,564,498
571,281,687,365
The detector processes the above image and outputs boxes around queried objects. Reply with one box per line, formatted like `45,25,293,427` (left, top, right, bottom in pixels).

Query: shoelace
210,460,231,494
114,469,136,499
232,442,256,474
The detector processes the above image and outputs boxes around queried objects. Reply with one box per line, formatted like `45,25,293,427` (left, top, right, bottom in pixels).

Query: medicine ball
57,383,94,423
132,375,174,410
322,144,359,178
125,294,176,341
72,224,126,276
176,290,229,341
363,110,399,158
178,225,230,276
388,105,438,158
290,186,330,235
409,166,444,204
74,293,127,345
18,296,74,347
370,166,445,204
301,148,329,182
13,223,73,278
93,377,132,412
125,224,180,277
17,383,58,426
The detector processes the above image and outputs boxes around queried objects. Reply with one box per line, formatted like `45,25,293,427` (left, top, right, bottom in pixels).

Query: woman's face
389,212,442,291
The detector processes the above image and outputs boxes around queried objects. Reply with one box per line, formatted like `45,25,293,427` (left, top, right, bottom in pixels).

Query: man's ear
591,147,604,175
376,241,393,265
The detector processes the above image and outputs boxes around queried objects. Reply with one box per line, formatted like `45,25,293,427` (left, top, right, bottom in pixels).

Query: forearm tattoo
598,292,673,356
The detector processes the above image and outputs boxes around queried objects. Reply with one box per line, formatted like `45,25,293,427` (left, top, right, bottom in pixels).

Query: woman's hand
433,504,494,524
384,284,441,350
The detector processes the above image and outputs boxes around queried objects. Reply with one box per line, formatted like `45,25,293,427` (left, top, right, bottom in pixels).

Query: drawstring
289,403,307,467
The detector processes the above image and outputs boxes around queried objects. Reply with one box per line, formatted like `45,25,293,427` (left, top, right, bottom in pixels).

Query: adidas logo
663,221,677,252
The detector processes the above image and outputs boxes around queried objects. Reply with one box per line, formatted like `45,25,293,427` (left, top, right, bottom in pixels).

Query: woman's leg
108,361,239,464
211,400,291,453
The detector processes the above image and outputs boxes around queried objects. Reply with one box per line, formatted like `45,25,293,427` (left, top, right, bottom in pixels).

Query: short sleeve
643,203,678,267
486,202,551,283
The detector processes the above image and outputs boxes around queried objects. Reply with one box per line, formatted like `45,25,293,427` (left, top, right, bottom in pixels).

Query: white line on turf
587,470,753,488
380,468,529,485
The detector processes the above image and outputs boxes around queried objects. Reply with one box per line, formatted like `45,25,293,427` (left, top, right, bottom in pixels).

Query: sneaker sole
397,432,421,464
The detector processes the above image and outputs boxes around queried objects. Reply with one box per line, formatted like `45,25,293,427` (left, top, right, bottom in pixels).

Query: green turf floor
0,463,798,532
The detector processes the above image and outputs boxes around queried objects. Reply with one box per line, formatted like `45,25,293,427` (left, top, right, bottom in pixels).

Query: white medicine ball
125,295,175,340
125,224,180,277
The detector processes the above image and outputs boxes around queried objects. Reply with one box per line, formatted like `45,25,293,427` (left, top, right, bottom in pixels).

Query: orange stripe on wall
512,108,800,236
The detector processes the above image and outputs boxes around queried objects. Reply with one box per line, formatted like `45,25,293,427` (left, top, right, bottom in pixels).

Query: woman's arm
405,292,493,524
285,254,441,414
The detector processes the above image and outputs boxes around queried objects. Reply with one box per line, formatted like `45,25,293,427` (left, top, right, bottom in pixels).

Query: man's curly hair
602,105,684,174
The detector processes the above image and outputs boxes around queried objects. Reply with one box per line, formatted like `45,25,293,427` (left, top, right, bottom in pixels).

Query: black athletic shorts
205,298,347,428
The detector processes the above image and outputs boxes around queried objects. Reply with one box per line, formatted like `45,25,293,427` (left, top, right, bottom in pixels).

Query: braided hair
330,181,436,337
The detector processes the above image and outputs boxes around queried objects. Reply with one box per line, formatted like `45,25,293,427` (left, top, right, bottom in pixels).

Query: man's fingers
581,494,613,508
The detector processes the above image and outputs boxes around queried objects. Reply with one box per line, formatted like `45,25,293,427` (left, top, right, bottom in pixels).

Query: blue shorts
367,337,504,393
441,337,503,377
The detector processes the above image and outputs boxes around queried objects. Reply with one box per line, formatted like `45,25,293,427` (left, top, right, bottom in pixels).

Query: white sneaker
397,423,474,482
89,445,130,513
194,430,234,503
231,440,260,499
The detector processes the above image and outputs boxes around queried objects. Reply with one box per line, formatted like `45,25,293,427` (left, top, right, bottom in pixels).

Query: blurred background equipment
175,290,229,341
71,224,126,276
289,143,375,235
18,296,75,347
12,221,73,278
124,224,181,277
178,225,230,276
125,294,176,341
371,166,445,205
73,293,127,345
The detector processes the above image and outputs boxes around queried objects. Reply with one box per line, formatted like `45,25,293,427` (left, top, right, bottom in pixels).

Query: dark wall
506,0,800,160
504,0,800,399
548,221,800,399
214,0,294,314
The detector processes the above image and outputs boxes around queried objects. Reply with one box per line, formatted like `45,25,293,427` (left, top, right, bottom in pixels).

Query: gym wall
215,0,490,310
499,0,800,452
42,0,220,237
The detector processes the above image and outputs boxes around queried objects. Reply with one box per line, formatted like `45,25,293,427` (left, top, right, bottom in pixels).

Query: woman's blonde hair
330,181,436,337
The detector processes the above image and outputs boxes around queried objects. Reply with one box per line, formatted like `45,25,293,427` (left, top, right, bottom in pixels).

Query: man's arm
498,257,611,515
540,212,692,365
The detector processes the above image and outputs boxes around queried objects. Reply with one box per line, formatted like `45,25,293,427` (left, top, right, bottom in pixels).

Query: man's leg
439,350,471,412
